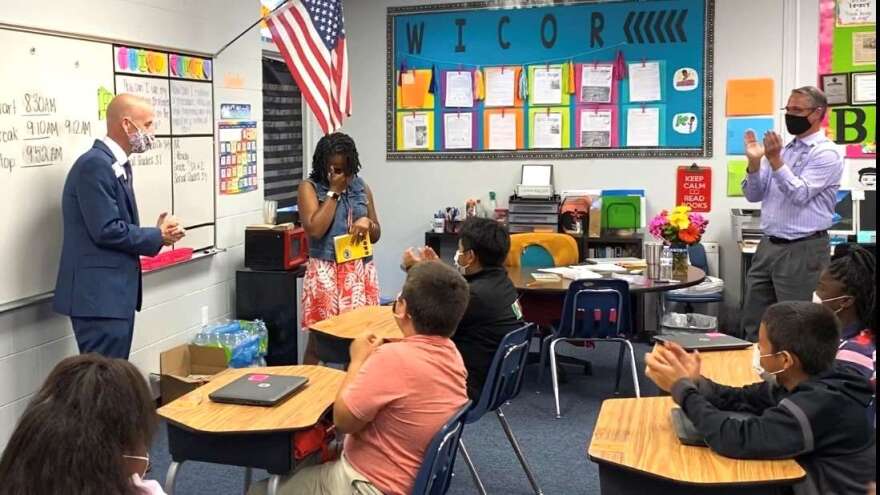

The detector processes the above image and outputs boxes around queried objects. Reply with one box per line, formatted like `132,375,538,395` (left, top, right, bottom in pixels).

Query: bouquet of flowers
648,205,708,245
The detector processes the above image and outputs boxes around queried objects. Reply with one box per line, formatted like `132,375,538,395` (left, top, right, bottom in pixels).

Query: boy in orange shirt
251,260,470,495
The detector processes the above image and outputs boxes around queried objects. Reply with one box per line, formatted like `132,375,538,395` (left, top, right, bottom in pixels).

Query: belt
767,231,828,245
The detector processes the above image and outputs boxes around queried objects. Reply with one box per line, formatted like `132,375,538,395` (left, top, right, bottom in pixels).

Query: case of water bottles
192,319,269,368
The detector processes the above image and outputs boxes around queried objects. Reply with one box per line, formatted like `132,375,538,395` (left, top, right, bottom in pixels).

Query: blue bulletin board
386,0,715,160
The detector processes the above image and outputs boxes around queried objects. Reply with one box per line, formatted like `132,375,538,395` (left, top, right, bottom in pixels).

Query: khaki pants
248,455,383,495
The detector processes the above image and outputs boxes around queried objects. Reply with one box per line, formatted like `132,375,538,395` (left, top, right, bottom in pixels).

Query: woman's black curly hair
308,132,361,185
829,243,876,332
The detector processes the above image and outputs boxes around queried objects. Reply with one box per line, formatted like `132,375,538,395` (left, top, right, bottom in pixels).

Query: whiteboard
115,75,171,134
170,80,213,135
0,28,217,309
172,136,214,229
0,29,113,307
130,136,172,227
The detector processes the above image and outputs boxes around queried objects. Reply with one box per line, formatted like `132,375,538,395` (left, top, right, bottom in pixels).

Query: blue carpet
149,342,661,494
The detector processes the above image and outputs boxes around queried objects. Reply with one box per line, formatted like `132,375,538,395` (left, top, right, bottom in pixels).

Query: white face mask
752,345,788,386
812,291,848,314
124,119,155,154
453,250,470,275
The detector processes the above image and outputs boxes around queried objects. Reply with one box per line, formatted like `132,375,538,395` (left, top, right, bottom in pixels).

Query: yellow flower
668,212,690,230
672,205,691,215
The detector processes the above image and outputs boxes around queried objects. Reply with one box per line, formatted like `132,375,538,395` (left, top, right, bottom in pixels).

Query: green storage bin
601,196,640,229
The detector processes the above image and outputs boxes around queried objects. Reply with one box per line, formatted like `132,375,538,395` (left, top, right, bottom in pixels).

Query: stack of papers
531,272,562,282
589,263,628,274
537,265,602,280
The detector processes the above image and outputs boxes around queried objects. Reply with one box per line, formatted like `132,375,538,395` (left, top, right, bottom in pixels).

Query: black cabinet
235,267,305,365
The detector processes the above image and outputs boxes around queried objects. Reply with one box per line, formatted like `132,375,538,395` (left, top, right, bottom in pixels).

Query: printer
509,164,559,233
732,208,762,245
514,163,555,199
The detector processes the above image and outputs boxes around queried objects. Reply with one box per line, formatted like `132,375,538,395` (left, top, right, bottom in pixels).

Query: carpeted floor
149,341,661,495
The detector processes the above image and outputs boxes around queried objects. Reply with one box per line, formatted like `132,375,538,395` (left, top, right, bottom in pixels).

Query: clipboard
334,234,373,263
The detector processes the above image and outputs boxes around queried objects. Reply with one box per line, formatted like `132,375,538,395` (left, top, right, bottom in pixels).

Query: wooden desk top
309,305,403,340
158,365,344,434
508,265,705,294
589,347,804,485
589,397,805,485
698,346,761,387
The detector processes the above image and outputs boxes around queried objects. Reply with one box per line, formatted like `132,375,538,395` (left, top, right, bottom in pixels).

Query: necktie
123,161,134,188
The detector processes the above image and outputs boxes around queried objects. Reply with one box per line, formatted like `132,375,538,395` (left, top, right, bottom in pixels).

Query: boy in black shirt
403,217,523,399
646,301,875,495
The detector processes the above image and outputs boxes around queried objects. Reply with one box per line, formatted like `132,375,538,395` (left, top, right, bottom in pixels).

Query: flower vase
669,243,690,280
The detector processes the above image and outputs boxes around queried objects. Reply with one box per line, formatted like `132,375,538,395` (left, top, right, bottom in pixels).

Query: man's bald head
106,94,155,154
106,94,153,129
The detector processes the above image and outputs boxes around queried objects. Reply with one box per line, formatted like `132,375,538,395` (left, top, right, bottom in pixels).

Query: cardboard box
159,344,228,404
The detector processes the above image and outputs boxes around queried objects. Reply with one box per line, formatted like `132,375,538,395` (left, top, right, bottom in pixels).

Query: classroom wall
337,0,822,317
0,0,824,452
0,0,265,449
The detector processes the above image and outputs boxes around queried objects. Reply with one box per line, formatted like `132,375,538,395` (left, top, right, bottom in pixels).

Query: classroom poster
218,120,259,195
837,0,876,26
388,0,712,159
819,0,875,158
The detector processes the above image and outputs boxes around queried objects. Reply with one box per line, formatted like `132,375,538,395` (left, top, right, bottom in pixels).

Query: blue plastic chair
663,243,723,315
540,278,640,418
458,323,543,495
520,244,556,268
411,400,472,495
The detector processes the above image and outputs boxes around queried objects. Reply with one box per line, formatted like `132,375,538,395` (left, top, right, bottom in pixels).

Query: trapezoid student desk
157,365,344,495
308,305,403,363
588,347,806,494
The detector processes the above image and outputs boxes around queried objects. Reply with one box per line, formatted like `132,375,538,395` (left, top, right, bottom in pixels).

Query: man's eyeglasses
782,106,818,114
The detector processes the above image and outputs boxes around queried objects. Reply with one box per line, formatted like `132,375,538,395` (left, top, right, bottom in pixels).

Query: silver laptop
671,408,755,446
209,373,309,406
653,332,752,352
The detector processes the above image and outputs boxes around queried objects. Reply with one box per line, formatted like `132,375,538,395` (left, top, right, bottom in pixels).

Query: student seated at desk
815,244,875,380
250,261,469,495
403,217,523,399
646,301,875,495
0,354,165,495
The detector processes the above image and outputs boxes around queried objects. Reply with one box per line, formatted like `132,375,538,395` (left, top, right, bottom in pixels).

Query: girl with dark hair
814,244,876,380
0,354,163,495
298,132,381,364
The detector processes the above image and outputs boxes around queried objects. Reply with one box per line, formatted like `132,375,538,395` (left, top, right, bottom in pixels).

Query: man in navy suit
53,94,186,358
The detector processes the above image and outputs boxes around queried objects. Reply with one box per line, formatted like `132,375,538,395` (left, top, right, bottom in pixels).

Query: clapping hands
157,212,185,246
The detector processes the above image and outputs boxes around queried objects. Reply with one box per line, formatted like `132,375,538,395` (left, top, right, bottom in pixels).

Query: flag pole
214,0,290,57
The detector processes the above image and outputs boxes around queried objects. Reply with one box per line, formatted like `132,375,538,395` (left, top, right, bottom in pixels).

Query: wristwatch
326,191,340,200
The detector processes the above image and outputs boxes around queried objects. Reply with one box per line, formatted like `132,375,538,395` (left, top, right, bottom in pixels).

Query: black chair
457,323,543,495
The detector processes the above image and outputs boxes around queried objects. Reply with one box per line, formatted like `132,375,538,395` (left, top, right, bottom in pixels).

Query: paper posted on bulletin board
218,120,258,195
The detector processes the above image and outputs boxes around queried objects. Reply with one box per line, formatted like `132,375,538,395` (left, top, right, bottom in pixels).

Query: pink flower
688,213,708,233
648,212,669,238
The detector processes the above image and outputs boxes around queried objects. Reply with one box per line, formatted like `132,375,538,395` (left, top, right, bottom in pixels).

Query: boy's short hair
401,261,470,337
459,217,511,267
762,301,841,375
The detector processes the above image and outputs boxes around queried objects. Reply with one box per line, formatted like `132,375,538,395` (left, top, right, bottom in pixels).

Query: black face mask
785,113,813,135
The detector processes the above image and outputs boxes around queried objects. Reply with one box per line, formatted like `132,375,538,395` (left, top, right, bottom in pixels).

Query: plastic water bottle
193,306,211,346
660,245,673,280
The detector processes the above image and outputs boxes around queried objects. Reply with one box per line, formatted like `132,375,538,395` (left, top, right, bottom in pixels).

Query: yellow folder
334,234,372,263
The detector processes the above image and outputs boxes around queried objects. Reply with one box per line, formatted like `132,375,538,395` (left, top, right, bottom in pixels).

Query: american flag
267,0,351,134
